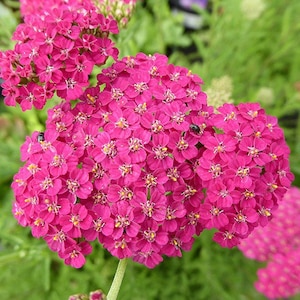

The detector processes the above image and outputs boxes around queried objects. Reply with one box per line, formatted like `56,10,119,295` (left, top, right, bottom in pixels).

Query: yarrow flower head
238,187,300,299
11,52,293,269
0,0,119,111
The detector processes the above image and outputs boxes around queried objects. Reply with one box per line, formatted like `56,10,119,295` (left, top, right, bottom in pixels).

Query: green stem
106,259,128,300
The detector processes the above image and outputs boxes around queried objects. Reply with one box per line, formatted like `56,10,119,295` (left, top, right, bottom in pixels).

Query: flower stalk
107,259,128,300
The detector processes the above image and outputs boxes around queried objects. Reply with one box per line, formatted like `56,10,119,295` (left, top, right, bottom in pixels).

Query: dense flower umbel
11,53,293,269
238,187,300,299
0,0,118,111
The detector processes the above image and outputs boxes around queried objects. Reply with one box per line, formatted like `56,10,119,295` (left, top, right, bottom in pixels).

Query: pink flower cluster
19,0,137,28
0,0,118,111
238,187,300,299
11,52,293,269
19,0,95,17
69,289,105,300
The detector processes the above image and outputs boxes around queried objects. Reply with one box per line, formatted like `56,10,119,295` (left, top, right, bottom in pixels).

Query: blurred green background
1,0,300,299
